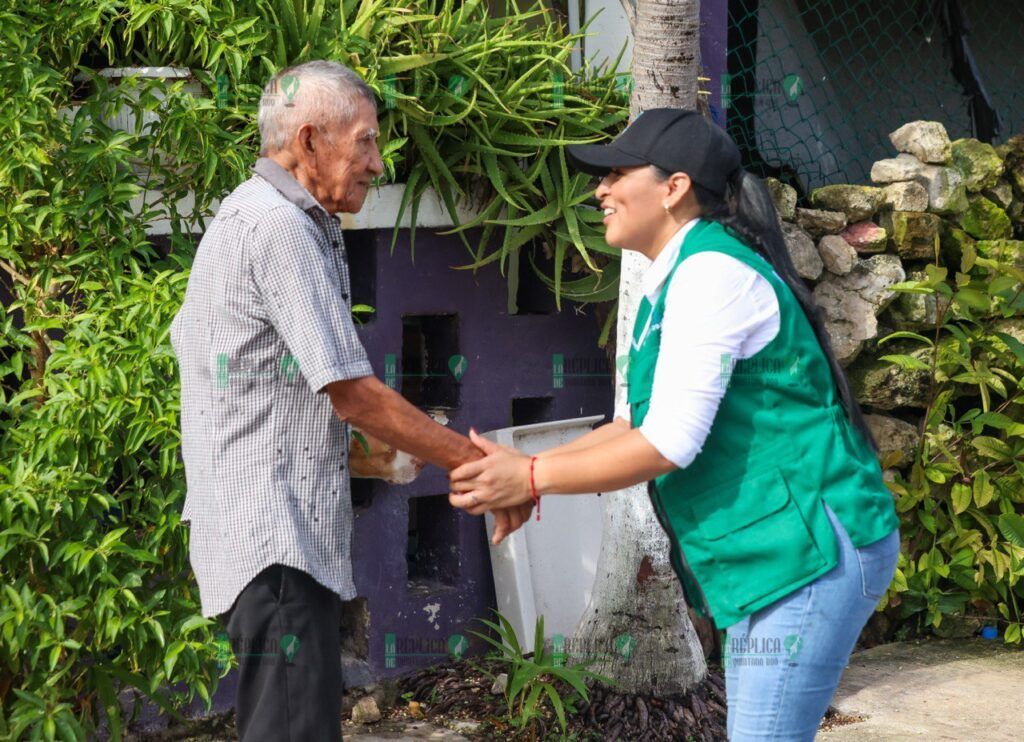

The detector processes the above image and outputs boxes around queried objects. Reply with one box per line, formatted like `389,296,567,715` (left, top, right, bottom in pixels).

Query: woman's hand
488,503,536,546
449,429,534,516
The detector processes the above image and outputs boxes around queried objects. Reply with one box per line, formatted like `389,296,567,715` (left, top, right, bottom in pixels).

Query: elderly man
170,60,530,741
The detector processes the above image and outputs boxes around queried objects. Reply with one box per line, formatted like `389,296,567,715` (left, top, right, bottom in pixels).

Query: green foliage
0,266,217,740
470,612,612,738
323,0,629,308
879,239,1024,644
1,0,625,737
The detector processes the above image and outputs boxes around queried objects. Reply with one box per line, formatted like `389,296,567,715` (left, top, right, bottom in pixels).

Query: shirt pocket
692,466,827,611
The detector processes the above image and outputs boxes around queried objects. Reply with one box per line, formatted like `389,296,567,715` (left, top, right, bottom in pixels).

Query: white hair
257,60,377,155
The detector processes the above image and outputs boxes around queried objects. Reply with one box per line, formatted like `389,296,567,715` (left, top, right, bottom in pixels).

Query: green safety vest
627,219,899,629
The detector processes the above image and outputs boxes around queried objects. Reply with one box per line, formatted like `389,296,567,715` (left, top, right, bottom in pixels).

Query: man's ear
295,123,317,161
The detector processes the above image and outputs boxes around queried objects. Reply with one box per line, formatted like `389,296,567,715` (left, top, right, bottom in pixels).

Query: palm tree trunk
572,0,708,696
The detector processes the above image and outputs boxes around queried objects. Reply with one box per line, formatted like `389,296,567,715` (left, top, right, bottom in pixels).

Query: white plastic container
482,415,606,654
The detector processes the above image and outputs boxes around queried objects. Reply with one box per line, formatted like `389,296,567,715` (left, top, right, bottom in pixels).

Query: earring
663,203,671,214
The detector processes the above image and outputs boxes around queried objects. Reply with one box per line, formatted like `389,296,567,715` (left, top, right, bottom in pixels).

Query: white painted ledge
339,184,485,230
129,183,485,235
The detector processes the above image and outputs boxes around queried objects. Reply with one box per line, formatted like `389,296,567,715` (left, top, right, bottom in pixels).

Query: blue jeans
724,504,899,741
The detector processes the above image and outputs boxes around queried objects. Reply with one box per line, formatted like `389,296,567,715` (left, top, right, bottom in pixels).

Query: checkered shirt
170,157,373,617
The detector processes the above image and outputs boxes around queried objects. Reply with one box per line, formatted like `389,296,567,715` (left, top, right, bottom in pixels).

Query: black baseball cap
566,108,742,196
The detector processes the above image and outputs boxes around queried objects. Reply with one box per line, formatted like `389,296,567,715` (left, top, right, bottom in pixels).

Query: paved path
343,719,472,740
819,638,1024,741
163,639,1022,740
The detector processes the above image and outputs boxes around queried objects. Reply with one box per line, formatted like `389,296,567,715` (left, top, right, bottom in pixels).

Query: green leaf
878,331,934,347
993,332,1024,366
997,513,1024,548
543,682,567,732
507,663,543,702
94,669,121,740
987,275,1018,295
888,280,934,294
972,436,1012,460
523,682,544,717
924,263,948,284
378,53,449,75
489,200,561,227
178,615,212,635
968,508,998,540
494,610,523,658
879,354,931,371
973,471,996,508
1006,623,1022,644
468,629,513,658
972,411,1015,431
99,527,129,551
950,483,972,515
163,640,187,679
532,615,545,665
546,664,592,698
954,288,991,311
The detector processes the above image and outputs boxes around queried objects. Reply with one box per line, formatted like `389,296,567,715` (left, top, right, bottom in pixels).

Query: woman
449,109,900,740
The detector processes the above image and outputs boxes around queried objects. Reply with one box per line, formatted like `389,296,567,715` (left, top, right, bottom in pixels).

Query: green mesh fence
723,0,1024,195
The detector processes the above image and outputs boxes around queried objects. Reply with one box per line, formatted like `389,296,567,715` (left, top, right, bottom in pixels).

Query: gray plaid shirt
170,158,373,617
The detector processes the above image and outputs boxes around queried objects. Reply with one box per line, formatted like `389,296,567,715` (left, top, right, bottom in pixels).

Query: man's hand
327,378,532,544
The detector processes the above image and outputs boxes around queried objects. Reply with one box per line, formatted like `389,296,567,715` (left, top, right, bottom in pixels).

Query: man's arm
327,376,533,543
326,376,481,471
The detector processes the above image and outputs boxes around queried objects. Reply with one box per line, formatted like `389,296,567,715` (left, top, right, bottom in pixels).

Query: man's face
305,97,384,214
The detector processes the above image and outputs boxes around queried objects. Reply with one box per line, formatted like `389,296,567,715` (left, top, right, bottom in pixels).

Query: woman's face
595,165,672,253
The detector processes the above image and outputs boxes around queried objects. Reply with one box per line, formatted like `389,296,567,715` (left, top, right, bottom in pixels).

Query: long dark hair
652,165,877,452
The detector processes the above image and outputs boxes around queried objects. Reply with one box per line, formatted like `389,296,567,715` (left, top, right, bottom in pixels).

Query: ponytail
653,165,878,452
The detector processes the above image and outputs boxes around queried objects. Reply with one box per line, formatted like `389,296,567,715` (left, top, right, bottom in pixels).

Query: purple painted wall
344,226,613,682
701,0,731,128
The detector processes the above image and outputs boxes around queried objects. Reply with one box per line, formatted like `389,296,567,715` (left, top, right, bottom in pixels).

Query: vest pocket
692,466,827,610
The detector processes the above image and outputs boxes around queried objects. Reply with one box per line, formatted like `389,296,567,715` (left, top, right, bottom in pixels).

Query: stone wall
768,121,1024,477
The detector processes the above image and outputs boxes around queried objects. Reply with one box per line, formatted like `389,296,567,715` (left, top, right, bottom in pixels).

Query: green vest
627,219,899,629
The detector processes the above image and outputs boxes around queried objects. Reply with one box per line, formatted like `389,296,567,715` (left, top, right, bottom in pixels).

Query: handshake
348,425,538,545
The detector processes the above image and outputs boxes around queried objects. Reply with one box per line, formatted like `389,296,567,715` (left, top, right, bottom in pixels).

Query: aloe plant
319,0,630,312
471,611,614,736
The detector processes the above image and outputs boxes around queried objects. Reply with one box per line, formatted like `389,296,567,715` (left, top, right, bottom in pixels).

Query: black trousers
222,564,344,741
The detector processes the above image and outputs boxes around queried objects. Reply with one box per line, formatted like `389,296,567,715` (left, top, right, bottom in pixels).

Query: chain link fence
722,0,1024,194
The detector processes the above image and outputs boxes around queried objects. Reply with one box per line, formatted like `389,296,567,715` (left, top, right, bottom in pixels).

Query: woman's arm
535,427,675,494
448,428,675,514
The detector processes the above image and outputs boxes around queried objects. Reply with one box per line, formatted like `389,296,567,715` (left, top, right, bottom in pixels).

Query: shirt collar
642,218,701,303
253,157,323,213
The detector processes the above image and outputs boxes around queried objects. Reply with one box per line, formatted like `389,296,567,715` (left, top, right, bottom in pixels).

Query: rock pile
767,121,1024,476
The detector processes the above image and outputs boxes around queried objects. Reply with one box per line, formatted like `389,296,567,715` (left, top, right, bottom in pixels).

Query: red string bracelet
529,456,541,520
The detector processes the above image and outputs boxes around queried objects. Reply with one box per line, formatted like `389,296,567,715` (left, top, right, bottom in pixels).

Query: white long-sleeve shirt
614,219,782,468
